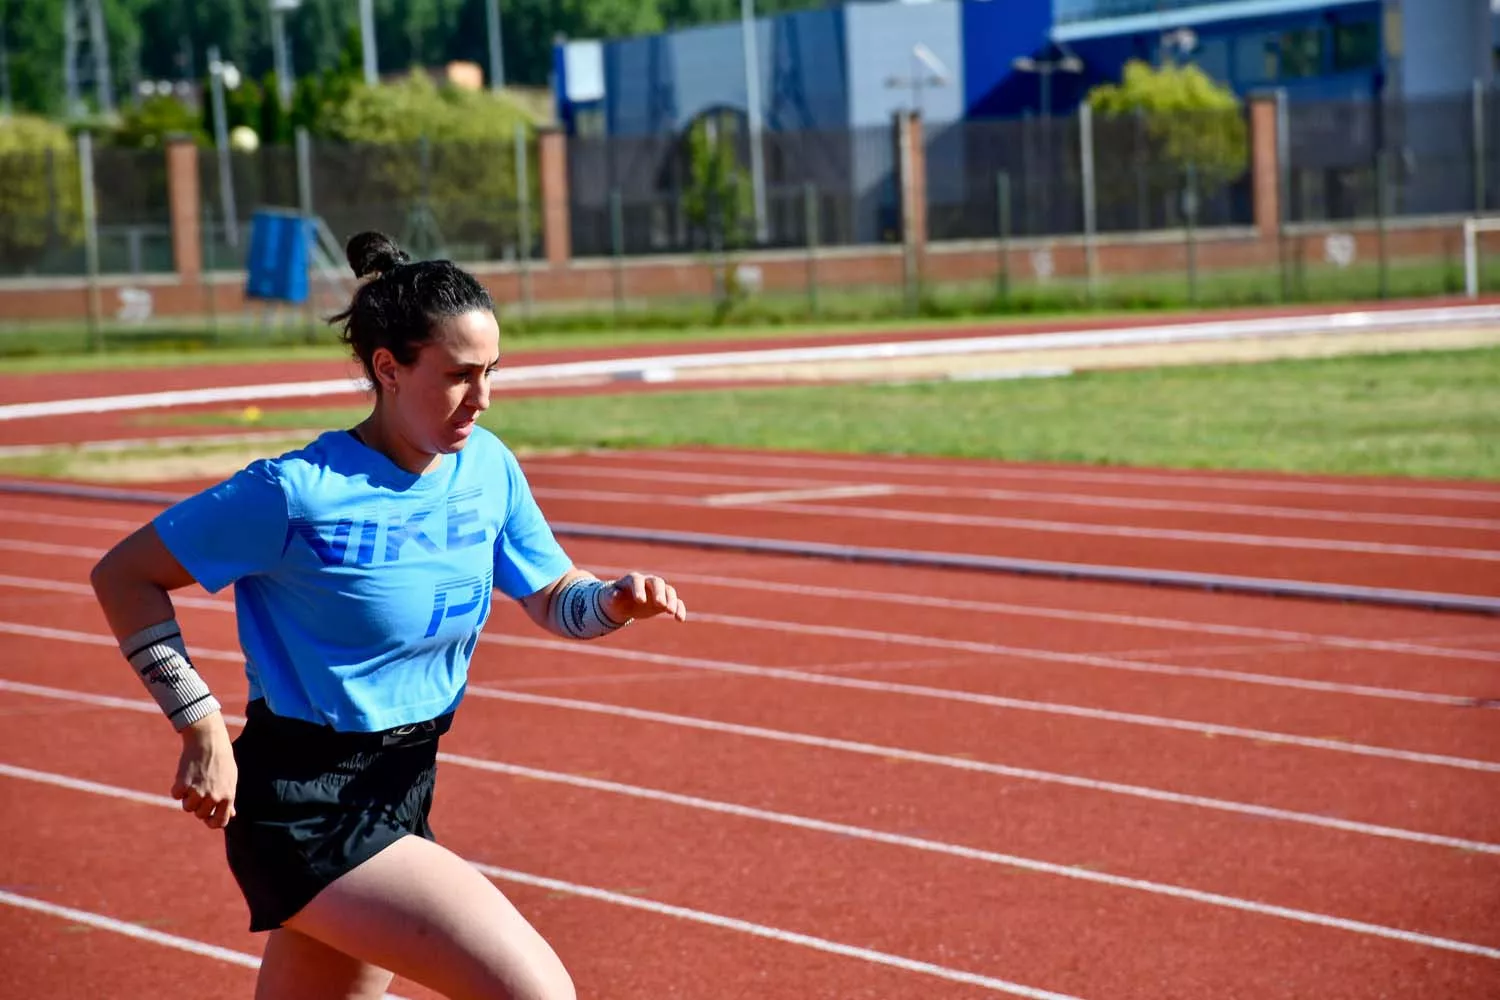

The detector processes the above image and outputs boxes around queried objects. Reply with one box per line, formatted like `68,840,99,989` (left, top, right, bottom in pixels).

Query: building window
1333,20,1379,73
1274,28,1324,79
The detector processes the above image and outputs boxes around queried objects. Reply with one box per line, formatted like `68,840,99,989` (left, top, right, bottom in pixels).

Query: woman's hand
172,713,238,830
602,572,688,625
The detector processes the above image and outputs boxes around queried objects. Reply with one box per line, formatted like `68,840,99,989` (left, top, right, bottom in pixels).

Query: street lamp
885,42,950,118
208,49,243,249
269,0,301,109
1011,46,1084,120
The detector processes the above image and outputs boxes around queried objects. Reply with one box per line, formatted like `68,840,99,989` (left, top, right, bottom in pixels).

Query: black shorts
224,699,454,932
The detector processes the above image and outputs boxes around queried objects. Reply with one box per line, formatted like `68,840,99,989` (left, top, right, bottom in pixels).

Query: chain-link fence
9,87,1500,352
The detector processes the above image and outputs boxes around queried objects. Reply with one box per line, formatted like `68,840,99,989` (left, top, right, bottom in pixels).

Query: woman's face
371,309,501,458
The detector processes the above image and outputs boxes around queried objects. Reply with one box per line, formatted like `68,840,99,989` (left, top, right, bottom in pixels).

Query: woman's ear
370,347,400,395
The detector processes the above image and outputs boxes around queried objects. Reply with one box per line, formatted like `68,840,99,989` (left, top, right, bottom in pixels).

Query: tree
0,114,81,272
1086,59,1248,192
319,72,539,259
680,115,753,316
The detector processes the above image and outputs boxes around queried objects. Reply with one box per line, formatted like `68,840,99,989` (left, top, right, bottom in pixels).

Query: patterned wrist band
553,577,631,640
120,620,222,731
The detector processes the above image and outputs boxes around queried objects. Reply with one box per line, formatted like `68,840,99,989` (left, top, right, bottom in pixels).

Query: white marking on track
0,529,1492,666
4,677,1497,858
476,632,1500,772
8,563,1484,700
6,728,1500,965
688,612,1481,706
0,589,1493,768
531,463,1500,531
578,563,1500,665
704,483,896,506
587,449,1500,504
0,760,1083,999
531,487,1500,562
0,889,264,970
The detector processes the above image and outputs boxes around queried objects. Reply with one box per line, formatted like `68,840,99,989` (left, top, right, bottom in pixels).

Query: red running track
0,483,1497,999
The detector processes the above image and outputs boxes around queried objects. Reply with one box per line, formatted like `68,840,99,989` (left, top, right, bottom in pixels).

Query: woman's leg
255,928,395,1000
282,835,575,1000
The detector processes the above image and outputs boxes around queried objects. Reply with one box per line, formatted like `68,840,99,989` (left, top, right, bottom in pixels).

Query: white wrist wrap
553,578,630,640
120,620,222,731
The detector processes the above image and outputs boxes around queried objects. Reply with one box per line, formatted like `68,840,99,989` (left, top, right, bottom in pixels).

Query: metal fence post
804,181,819,317
295,127,317,342
202,204,220,342
1276,87,1292,302
610,188,624,324
1184,162,1198,304
1080,102,1098,298
78,131,102,353
1377,148,1390,299
514,123,533,323
1474,79,1487,217
996,171,1012,303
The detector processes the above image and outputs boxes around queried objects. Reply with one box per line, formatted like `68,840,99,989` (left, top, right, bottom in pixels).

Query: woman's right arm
91,523,238,830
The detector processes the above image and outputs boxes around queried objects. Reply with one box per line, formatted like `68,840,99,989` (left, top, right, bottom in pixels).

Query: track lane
3,697,1497,1000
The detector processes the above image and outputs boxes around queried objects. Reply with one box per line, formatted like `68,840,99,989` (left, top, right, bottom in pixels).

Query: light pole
1010,45,1083,121
269,0,300,109
359,0,378,85
486,0,505,92
1011,45,1083,237
885,42,950,118
208,48,243,249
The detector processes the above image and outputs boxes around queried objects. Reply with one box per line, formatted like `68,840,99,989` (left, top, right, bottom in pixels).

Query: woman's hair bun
345,231,411,279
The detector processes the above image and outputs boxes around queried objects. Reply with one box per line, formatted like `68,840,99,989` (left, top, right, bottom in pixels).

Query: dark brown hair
330,231,494,387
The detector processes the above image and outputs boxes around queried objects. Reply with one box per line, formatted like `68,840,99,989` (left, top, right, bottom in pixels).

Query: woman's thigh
256,928,395,1000
283,835,575,1000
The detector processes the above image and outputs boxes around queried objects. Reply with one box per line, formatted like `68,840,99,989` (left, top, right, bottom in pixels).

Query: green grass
114,346,1500,481
1,248,1490,375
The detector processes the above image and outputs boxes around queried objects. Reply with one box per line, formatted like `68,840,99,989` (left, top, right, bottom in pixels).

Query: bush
317,73,539,258
0,115,82,273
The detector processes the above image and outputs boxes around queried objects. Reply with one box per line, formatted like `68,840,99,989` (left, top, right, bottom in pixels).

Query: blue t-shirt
153,426,572,732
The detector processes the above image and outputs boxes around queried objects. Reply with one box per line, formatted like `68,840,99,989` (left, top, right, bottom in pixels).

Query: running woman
90,231,687,1000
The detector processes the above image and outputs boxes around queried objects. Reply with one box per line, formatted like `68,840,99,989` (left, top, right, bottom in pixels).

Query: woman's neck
353,414,441,475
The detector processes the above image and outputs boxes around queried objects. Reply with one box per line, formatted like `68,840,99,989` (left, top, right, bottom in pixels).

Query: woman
89,231,687,1000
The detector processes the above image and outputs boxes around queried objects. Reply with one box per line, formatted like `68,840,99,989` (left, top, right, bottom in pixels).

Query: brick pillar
895,110,927,298
1249,94,1282,239
538,129,571,266
165,136,202,280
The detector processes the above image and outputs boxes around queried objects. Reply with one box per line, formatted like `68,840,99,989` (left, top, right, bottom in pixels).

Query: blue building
556,0,1494,135
553,1,1497,248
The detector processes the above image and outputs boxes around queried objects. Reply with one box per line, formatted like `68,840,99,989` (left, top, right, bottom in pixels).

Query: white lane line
585,450,1500,504
477,632,1500,773
0,889,262,971
5,564,1479,705
460,687,1500,855
6,672,1498,857
442,754,1500,960
0,508,141,531
3,531,1493,667
578,563,1500,665
532,463,1500,531
0,589,1494,771
7,726,1500,966
0,761,1082,1000
0,377,367,420
532,487,1500,563
704,484,896,506
687,612,1480,706
9,303,1496,422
